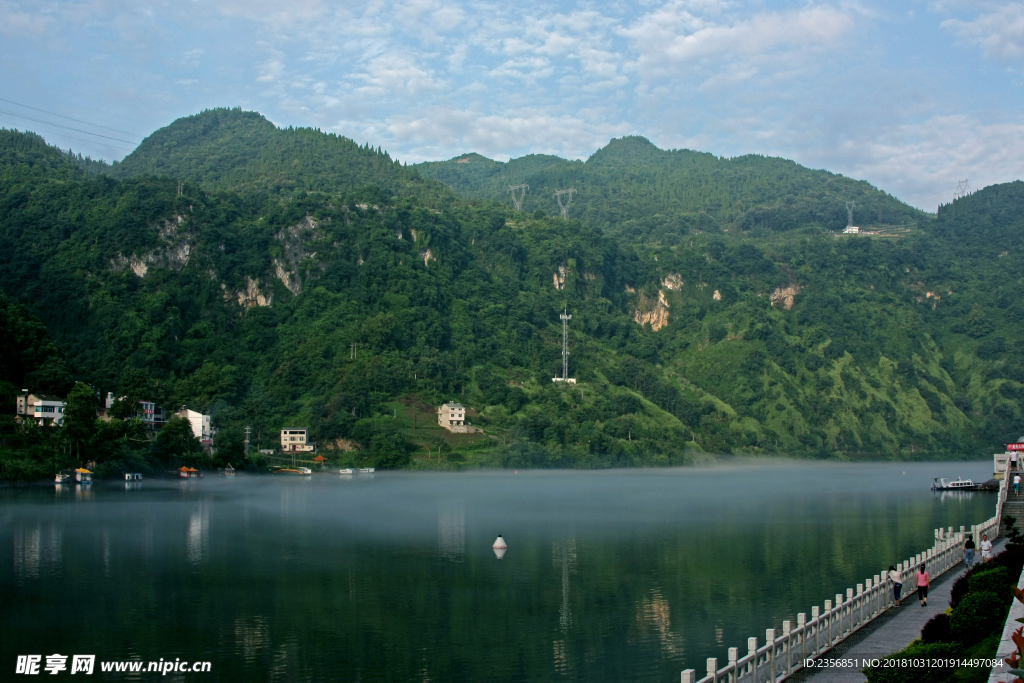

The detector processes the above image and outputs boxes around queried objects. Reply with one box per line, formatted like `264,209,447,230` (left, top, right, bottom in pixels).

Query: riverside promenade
792,539,1004,683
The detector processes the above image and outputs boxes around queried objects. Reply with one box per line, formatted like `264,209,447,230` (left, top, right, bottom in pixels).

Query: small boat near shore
931,476,996,491
274,467,312,475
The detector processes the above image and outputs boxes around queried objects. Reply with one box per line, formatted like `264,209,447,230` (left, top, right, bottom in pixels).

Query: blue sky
2,0,1023,210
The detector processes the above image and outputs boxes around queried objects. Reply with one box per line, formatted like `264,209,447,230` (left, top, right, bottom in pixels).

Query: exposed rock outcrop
234,277,272,308
634,290,670,331
662,273,683,290
108,215,192,277
553,265,567,290
770,284,801,310
273,216,324,296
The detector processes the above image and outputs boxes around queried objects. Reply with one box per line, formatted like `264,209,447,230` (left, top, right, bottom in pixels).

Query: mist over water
1,462,995,682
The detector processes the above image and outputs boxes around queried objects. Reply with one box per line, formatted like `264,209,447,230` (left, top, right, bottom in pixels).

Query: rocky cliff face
770,284,801,310
108,215,193,277
634,289,670,331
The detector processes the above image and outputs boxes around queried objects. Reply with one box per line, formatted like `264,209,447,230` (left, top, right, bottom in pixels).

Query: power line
0,97,144,137
0,108,141,144
0,118,135,154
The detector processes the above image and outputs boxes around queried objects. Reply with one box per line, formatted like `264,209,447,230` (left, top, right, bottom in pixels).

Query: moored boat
931,476,978,491
273,467,312,475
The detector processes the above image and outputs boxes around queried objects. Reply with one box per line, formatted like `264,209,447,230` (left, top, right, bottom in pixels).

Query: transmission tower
554,188,576,220
508,184,528,211
955,179,970,199
560,308,571,381
845,201,856,228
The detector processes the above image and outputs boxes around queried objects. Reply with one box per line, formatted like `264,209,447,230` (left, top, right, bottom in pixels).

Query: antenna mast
554,188,576,220
508,184,528,211
560,308,571,380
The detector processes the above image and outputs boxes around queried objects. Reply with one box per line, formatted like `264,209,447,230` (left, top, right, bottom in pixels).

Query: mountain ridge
2,112,1023,480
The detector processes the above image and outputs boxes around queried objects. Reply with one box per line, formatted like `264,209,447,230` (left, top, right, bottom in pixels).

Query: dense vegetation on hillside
1,109,1023,478
87,108,451,202
415,137,926,236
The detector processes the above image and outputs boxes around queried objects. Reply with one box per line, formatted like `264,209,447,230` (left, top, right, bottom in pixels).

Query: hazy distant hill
416,136,926,237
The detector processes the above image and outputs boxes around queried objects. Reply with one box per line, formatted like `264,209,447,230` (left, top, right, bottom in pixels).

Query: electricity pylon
508,184,528,211
956,179,970,199
554,188,576,219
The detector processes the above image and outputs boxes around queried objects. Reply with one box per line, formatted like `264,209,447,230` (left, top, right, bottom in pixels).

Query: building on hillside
438,402,478,433
139,401,167,429
281,428,315,452
102,393,168,429
176,407,213,445
16,392,66,426
842,226,860,234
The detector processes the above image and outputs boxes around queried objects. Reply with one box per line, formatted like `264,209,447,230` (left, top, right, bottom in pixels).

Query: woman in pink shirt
916,564,930,607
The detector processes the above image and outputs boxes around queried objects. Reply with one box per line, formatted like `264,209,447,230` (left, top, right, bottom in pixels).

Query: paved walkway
791,540,1004,683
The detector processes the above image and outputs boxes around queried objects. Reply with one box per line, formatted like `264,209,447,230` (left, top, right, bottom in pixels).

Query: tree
152,416,203,466
62,382,98,464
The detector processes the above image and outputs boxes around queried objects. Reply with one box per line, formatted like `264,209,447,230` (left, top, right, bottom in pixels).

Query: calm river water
0,461,996,682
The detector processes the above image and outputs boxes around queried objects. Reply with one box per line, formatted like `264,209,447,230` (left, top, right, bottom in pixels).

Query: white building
281,428,314,452
16,393,66,426
176,408,213,444
438,402,465,428
842,226,860,234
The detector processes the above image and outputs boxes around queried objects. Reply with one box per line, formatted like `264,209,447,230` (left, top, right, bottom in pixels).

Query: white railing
683,486,1005,683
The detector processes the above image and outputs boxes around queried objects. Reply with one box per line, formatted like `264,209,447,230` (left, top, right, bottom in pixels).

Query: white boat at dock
931,476,978,491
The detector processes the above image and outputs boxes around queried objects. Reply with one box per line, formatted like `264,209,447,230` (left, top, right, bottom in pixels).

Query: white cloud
0,0,53,37
803,115,1024,210
943,3,1024,64
622,3,856,78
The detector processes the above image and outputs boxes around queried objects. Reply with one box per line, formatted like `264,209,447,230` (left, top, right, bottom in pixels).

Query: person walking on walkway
916,564,930,607
1015,473,1020,496
888,565,903,607
965,534,975,568
981,534,993,562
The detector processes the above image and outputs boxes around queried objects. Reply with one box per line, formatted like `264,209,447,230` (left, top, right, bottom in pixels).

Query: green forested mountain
1,110,1022,478
415,136,925,236
93,108,450,202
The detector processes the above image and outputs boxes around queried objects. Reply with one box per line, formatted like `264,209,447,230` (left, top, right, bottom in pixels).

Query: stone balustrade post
837,594,845,634
766,628,776,679
707,657,717,683
824,600,832,644
748,637,758,679
728,646,738,680
798,613,806,661
810,607,819,654
681,670,695,683
782,621,792,673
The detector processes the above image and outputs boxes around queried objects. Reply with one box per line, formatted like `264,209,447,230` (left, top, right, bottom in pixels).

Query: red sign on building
1007,443,1024,451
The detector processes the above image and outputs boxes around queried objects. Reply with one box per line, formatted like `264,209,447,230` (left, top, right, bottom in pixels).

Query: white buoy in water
493,534,507,549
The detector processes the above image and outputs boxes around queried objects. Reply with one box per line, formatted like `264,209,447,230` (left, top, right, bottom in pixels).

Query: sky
2,0,1023,210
